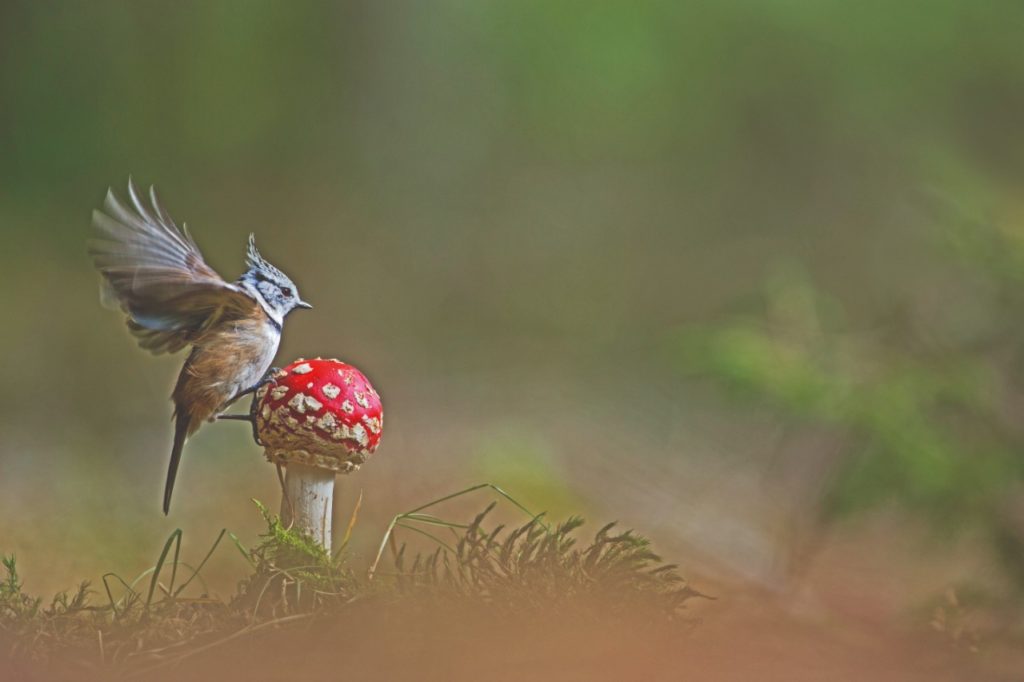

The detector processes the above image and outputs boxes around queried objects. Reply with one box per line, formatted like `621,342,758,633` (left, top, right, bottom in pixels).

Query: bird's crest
246,233,268,270
245,234,288,280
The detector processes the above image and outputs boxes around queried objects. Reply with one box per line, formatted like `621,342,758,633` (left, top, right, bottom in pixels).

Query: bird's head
239,235,312,324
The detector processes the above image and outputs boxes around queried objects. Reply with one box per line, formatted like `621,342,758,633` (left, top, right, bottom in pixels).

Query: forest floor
3,498,1023,681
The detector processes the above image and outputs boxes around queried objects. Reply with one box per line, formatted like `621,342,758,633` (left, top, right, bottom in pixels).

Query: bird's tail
164,411,191,515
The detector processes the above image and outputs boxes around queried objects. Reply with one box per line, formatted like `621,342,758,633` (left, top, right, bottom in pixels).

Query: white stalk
280,462,335,552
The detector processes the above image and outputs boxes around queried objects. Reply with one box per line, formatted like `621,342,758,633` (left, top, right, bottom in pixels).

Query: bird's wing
89,179,258,355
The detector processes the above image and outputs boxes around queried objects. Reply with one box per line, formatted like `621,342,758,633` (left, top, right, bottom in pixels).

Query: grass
0,484,704,678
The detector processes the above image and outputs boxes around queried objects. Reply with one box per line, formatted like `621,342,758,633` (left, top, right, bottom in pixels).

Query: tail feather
164,412,190,515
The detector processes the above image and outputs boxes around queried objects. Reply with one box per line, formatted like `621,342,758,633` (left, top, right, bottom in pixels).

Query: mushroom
254,358,383,551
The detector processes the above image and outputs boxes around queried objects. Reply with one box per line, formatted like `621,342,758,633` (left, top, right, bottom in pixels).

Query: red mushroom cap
255,358,383,472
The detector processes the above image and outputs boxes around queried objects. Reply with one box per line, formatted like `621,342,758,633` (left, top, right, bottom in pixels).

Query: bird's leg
216,368,280,446
216,391,263,445
247,389,262,445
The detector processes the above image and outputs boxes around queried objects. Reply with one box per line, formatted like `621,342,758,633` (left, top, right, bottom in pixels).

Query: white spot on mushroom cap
351,423,368,446
261,404,271,420
307,382,314,389
322,384,341,399
354,391,370,409
363,415,381,435
288,393,307,414
341,400,354,414
304,395,323,412
317,412,337,430
270,385,289,401
292,363,313,375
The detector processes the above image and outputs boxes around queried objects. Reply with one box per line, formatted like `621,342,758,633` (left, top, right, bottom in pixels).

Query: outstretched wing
89,179,257,354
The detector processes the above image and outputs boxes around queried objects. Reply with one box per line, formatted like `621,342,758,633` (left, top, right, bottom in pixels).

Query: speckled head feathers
239,235,311,323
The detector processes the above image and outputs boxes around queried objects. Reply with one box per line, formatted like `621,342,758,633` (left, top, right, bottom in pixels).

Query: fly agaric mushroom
254,358,383,551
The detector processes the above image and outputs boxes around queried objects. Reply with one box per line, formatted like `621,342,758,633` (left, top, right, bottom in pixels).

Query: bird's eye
282,287,293,297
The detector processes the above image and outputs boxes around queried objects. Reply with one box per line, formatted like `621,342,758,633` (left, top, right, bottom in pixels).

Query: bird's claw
248,390,263,446
218,368,283,446
216,392,264,446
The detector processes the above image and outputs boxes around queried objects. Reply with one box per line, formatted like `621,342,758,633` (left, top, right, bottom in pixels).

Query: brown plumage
167,311,281,513
173,313,275,431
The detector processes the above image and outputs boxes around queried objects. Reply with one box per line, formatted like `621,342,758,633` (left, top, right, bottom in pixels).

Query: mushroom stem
280,463,335,552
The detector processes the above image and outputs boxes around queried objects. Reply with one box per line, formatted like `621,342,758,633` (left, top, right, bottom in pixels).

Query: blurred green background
3,1,1024,612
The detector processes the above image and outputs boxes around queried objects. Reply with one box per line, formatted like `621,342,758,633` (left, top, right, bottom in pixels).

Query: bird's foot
247,389,263,445
216,392,264,446
218,369,281,446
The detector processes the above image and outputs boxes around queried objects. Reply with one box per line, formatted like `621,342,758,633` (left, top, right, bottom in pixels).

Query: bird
89,179,312,514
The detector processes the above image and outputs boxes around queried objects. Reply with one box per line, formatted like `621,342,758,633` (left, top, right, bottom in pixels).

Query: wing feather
89,179,257,355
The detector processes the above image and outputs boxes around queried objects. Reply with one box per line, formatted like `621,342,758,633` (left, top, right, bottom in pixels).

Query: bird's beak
296,300,313,310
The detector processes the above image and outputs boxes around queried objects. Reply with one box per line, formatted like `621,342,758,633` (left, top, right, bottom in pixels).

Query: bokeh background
3,1,1024,668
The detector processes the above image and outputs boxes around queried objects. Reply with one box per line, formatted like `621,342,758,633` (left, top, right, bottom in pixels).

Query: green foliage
1,555,41,624
680,267,1022,523
1,555,93,665
252,499,331,568
233,500,358,617
391,504,702,618
677,210,1024,580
